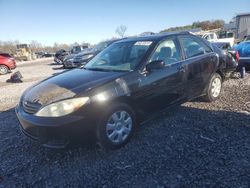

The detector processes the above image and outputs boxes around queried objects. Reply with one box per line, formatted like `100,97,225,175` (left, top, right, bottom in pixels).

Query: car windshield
71,46,82,54
85,41,152,72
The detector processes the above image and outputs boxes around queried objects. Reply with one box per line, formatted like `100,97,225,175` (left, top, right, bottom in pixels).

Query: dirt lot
0,58,64,111
0,59,250,187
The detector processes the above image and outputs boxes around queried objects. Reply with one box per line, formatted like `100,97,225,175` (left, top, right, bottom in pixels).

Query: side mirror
146,60,165,71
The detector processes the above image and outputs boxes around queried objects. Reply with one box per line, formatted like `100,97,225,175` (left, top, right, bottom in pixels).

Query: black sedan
16,32,236,149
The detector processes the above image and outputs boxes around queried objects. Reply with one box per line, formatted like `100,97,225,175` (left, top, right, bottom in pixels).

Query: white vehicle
201,31,235,47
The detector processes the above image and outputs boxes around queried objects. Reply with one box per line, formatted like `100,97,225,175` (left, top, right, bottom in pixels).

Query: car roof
0,53,11,56
116,31,192,43
101,39,121,44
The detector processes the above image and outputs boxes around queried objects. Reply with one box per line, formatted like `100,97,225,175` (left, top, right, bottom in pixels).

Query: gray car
63,40,120,68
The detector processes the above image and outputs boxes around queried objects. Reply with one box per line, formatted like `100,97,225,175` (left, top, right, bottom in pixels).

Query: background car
54,49,68,64
62,53,81,68
233,40,250,71
35,52,46,58
62,45,90,68
41,52,55,58
212,42,239,73
64,39,119,68
0,53,16,75
70,45,89,54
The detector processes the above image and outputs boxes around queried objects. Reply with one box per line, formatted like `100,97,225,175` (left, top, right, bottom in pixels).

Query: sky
1,0,250,45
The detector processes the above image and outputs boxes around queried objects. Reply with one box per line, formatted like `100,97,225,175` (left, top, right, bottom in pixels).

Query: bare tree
116,25,127,38
30,40,43,52
0,40,19,55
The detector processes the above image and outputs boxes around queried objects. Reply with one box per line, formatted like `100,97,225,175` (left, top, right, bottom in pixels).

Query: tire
0,65,9,75
96,103,136,150
204,73,222,102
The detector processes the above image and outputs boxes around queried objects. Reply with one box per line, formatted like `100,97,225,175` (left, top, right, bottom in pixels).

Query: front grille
22,100,42,114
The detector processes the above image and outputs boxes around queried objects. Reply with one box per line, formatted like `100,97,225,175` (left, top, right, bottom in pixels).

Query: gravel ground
0,61,250,187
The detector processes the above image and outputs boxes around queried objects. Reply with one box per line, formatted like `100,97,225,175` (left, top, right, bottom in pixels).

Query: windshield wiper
83,67,130,72
84,67,114,72
110,69,130,72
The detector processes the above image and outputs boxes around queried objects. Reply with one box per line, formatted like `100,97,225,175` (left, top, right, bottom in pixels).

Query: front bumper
10,64,16,70
15,105,93,148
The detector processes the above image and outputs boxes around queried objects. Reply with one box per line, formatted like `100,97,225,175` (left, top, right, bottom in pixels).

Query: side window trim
173,36,185,61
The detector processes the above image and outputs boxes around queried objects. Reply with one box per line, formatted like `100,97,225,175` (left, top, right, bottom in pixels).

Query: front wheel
0,65,9,75
204,73,222,102
96,103,136,150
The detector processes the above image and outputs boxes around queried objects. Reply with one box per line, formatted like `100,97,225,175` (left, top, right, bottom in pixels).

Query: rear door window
179,36,212,59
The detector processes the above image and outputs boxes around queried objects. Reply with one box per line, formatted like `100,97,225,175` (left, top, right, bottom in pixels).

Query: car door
178,36,217,99
135,37,186,114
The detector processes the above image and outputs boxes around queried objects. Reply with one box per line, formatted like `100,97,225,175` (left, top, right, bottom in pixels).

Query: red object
0,53,16,70
235,51,240,62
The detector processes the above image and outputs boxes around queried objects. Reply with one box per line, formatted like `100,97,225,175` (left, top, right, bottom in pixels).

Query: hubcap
0,66,8,74
211,77,221,98
106,111,132,144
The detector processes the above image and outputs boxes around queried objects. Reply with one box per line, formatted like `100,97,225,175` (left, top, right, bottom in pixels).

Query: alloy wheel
0,65,8,75
211,77,222,98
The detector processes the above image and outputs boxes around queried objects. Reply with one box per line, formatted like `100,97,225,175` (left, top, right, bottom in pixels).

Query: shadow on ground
0,105,250,187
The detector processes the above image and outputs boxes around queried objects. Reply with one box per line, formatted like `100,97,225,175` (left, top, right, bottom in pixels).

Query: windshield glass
72,46,82,54
85,41,152,72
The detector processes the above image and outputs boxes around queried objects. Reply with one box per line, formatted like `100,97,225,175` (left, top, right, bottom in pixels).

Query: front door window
149,38,181,65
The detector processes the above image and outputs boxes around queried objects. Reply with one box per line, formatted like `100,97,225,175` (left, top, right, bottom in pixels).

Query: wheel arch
0,64,10,71
215,69,225,81
0,63,10,69
107,96,140,121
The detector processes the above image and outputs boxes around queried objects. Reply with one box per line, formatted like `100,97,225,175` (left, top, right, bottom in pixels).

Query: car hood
234,42,250,57
75,50,95,58
64,54,76,60
23,68,125,106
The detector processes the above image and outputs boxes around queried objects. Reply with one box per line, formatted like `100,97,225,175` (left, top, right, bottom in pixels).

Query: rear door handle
178,66,185,73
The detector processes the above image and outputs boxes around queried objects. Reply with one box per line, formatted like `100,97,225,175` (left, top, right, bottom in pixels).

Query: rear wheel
0,65,9,75
96,103,136,150
204,73,222,102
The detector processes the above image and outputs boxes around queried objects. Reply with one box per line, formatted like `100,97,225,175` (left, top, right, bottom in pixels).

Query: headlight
80,54,93,60
35,97,89,117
